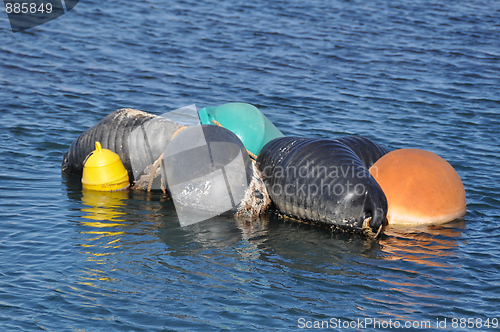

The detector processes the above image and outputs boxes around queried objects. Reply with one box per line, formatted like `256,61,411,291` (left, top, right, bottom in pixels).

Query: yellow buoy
369,149,466,225
82,141,130,191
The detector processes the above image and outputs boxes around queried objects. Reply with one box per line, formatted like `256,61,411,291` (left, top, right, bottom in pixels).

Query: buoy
82,141,130,191
257,136,389,235
369,149,466,225
198,102,284,157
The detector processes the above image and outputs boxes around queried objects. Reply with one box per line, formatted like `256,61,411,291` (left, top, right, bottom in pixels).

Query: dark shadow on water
153,204,385,276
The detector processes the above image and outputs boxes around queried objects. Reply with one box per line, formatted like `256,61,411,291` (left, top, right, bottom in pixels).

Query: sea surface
1,0,499,331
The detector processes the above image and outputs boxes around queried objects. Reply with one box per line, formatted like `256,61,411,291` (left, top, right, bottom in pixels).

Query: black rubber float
62,108,181,183
256,136,390,235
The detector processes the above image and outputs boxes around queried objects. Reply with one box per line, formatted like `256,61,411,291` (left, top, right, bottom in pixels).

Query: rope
362,217,383,238
172,125,188,140
161,177,166,194
211,120,258,161
147,152,163,192
147,125,188,192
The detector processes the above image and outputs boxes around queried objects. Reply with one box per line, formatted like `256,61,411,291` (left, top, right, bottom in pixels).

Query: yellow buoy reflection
81,189,129,223
79,189,128,267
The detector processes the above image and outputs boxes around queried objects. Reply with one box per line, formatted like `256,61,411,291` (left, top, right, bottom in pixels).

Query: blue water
1,0,500,330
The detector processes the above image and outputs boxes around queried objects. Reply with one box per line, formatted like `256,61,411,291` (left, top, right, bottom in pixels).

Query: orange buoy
369,149,466,225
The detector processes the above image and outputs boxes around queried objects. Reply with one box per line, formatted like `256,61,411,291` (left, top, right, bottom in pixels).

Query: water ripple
1,0,499,330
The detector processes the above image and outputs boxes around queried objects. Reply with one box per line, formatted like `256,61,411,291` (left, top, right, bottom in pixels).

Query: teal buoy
198,102,284,157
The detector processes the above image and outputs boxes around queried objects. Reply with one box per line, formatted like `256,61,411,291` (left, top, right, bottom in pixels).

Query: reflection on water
75,190,171,283
71,182,474,327
233,216,271,261
379,221,465,268
81,189,128,223
365,221,466,320
80,189,127,248
78,189,128,291
68,187,477,329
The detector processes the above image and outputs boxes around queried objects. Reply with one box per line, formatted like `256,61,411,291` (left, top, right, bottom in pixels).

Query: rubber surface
62,108,180,182
256,136,389,232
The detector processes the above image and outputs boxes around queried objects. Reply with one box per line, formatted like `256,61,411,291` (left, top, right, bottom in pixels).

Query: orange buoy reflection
379,221,464,268
367,222,464,315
